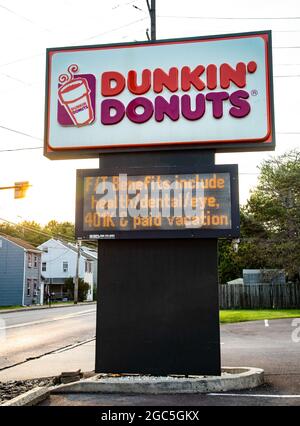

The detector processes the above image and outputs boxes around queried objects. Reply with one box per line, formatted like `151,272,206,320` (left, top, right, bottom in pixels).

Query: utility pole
146,0,156,41
74,240,81,304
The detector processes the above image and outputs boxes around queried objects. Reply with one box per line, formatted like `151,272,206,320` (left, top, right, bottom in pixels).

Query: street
42,316,300,406
1,306,300,405
221,319,300,395
0,305,96,370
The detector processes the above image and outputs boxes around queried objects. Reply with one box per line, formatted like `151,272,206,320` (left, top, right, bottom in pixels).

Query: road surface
1,307,300,405
42,317,300,406
221,318,300,395
0,305,96,370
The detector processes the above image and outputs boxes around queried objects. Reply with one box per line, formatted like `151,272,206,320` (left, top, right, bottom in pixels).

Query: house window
27,253,32,268
33,279,38,296
34,256,38,268
63,261,68,273
27,279,32,297
85,261,92,273
42,262,47,272
43,247,48,253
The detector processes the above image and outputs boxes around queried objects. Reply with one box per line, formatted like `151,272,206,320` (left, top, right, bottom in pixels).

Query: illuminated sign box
45,31,275,159
75,165,239,239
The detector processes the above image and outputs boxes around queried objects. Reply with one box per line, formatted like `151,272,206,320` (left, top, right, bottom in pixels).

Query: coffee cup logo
58,64,94,127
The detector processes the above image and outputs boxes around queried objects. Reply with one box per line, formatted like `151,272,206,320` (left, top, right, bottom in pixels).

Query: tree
0,220,75,247
218,211,270,283
44,220,75,241
63,277,90,302
245,150,300,279
218,150,300,283
0,220,45,246
245,150,300,236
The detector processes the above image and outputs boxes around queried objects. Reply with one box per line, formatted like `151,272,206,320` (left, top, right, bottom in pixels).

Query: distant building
227,278,244,285
226,269,286,286
38,238,97,301
243,269,286,285
0,234,43,306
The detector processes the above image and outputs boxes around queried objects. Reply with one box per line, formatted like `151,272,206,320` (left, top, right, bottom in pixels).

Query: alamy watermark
94,173,206,219
291,318,300,343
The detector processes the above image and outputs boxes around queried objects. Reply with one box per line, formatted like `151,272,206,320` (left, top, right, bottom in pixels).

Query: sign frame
45,30,275,160
75,164,240,240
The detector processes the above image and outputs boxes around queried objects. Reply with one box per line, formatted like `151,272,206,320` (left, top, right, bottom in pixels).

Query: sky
0,0,299,225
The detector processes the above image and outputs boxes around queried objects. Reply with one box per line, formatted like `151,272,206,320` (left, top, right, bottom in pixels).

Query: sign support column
95,149,221,376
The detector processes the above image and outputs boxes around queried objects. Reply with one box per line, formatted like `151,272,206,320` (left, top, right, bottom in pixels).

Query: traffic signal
14,181,30,199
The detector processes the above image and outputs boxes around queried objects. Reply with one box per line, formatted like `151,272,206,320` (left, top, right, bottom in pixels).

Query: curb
52,367,264,395
0,302,96,315
1,387,50,406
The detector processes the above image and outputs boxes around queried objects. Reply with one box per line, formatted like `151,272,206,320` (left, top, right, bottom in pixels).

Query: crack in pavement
0,337,95,373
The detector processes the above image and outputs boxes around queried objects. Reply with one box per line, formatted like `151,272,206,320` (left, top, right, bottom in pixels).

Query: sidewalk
0,301,96,315
0,340,95,382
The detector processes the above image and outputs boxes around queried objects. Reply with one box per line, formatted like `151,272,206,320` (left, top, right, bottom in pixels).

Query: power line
239,173,259,175
0,217,76,243
0,217,75,244
42,249,71,264
15,214,77,243
277,132,300,135
0,53,43,69
158,14,300,20
274,46,300,49
0,146,43,152
275,75,300,78
0,132,300,154
112,0,136,10
0,3,52,32
0,72,33,87
81,17,147,42
0,124,42,141
0,216,97,249
0,1,300,69
0,15,147,69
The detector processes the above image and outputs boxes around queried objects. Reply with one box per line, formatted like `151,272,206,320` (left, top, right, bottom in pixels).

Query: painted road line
208,393,300,398
265,319,269,327
0,309,96,330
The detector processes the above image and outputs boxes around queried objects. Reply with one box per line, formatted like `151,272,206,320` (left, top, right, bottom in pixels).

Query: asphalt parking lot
40,318,300,406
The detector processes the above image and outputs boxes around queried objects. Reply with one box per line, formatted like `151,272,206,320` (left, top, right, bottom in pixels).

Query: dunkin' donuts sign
45,31,275,158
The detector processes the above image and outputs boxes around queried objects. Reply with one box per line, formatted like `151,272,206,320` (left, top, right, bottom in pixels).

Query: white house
80,245,98,290
38,238,97,301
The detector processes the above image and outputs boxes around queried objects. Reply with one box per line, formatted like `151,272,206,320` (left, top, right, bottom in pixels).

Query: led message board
45,31,275,159
75,166,239,239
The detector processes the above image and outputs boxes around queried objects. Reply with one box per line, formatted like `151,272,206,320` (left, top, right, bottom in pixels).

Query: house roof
41,238,97,261
80,246,98,260
0,234,42,253
227,278,244,285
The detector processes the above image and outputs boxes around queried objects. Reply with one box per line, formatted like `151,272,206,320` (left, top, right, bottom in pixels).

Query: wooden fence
219,283,300,309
